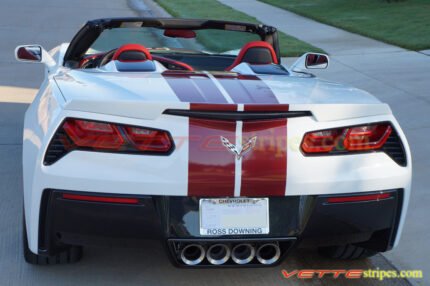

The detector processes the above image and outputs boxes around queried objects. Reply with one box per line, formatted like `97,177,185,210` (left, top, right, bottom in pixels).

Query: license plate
199,198,269,236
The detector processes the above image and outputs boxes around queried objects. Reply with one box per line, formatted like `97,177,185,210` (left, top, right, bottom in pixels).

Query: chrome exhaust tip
206,244,231,265
180,244,205,265
231,243,255,265
256,243,281,265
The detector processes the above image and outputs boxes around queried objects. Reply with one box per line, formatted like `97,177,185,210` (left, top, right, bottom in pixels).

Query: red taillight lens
344,124,392,151
50,118,174,162
301,129,344,153
125,127,172,152
301,123,392,154
63,119,124,150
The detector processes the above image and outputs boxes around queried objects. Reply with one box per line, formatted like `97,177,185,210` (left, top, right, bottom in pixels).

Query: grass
260,0,430,51
155,0,325,57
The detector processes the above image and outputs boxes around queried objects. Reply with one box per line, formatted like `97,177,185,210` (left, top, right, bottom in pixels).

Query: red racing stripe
240,105,288,197
162,71,228,103
243,104,289,112
190,103,237,111
215,74,279,104
188,104,237,197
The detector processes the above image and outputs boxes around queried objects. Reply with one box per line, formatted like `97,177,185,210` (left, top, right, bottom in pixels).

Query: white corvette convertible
16,18,411,267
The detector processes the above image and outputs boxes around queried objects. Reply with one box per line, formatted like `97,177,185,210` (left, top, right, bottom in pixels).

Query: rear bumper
37,189,403,266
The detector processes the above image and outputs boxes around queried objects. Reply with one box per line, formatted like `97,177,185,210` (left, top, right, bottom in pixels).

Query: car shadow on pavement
18,243,410,286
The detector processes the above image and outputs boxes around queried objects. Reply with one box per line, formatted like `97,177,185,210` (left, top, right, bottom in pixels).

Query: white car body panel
21,43,411,256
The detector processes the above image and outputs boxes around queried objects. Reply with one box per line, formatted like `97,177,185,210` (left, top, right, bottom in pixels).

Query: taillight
344,125,392,151
124,126,172,152
44,118,174,165
301,129,344,153
63,119,124,150
301,123,392,154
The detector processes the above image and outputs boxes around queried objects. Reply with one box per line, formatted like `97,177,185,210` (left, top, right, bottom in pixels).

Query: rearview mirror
164,29,196,39
305,53,329,69
15,45,56,70
15,45,42,62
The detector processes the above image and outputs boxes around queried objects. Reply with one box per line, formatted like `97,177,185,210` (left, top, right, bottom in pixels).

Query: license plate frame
199,198,269,236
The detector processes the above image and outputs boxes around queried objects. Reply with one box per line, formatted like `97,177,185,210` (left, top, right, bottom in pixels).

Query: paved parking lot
0,0,425,285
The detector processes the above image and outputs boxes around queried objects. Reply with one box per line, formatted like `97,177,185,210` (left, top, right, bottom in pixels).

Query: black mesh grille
382,128,407,166
44,129,72,165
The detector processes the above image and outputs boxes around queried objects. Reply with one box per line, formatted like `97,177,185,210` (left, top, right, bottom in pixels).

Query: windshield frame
63,17,280,67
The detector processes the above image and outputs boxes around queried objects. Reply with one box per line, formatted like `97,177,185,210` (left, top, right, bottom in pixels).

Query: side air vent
382,128,407,166
163,109,312,121
44,128,69,165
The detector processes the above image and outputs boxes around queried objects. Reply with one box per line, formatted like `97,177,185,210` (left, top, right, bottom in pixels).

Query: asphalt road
0,0,417,285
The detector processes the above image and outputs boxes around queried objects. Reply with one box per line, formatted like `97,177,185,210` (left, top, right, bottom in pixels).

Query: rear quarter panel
23,76,65,252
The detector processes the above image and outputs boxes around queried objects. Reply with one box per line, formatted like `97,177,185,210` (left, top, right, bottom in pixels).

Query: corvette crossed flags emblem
220,136,257,160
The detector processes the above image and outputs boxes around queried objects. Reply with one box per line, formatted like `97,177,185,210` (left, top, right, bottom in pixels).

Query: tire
318,244,378,260
23,216,83,265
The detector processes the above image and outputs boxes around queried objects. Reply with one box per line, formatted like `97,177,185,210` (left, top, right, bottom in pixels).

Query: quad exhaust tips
256,243,281,265
206,244,231,265
174,240,288,266
231,243,255,265
180,244,205,265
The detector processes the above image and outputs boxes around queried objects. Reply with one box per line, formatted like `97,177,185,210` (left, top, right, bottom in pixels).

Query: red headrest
226,41,278,71
112,44,152,62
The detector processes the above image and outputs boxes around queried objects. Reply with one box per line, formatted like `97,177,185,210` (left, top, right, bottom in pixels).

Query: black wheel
318,244,378,260
23,215,83,265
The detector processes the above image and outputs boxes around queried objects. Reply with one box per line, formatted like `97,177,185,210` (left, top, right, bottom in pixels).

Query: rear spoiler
64,99,391,122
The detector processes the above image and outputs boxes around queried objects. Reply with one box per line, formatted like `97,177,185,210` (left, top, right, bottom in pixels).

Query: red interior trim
62,193,139,204
152,55,194,71
78,53,104,68
326,193,392,204
112,44,152,62
226,41,278,71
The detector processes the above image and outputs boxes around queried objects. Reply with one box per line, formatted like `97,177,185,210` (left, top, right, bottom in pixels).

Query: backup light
125,126,172,152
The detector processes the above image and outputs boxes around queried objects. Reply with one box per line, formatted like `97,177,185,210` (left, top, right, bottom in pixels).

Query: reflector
62,193,139,204
326,193,392,203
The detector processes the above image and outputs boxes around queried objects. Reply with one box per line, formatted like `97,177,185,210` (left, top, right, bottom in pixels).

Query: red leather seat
226,41,278,71
112,44,152,62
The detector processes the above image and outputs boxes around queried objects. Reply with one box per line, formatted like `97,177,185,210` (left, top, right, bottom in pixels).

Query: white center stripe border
234,104,244,197
205,71,235,104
